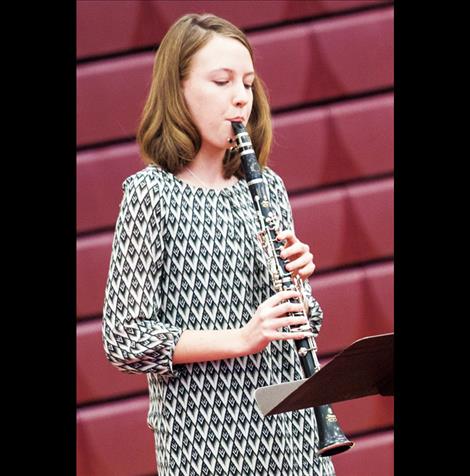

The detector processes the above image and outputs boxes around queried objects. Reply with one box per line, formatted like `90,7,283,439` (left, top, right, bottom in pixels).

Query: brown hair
136,13,272,180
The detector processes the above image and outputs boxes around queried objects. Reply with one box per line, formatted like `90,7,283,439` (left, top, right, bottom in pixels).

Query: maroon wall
77,1,394,475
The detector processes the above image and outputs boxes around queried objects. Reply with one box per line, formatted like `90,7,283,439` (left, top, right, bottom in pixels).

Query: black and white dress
102,164,335,476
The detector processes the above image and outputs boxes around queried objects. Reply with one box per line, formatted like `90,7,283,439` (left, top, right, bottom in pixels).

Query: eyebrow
209,68,255,77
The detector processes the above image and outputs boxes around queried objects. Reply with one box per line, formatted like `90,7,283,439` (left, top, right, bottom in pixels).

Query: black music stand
254,333,394,416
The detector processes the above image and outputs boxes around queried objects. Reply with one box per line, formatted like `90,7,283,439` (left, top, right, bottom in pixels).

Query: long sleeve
270,169,324,338
102,170,183,376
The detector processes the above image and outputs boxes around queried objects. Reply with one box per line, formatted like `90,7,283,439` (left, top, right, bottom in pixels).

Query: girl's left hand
276,229,316,281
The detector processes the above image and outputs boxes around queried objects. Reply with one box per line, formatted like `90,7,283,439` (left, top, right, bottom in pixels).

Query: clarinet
231,121,354,457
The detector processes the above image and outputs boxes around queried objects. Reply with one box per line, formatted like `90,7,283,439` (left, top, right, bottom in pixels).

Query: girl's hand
239,289,312,355
276,229,316,281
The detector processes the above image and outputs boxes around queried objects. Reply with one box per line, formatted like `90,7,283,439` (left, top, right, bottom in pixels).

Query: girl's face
182,34,255,155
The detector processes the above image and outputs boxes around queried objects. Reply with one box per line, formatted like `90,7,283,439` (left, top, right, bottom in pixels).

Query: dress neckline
153,165,243,194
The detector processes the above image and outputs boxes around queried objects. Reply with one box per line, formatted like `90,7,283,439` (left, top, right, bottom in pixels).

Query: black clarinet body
231,121,354,457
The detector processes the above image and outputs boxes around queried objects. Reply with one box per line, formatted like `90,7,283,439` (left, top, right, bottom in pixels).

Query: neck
183,144,230,185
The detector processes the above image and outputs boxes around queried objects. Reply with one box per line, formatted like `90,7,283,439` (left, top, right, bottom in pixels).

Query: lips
226,117,244,122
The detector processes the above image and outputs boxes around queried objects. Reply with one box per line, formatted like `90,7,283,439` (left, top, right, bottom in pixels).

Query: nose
232,80,250,107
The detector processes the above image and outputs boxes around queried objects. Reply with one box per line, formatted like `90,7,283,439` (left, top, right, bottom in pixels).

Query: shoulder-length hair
136,13,272,180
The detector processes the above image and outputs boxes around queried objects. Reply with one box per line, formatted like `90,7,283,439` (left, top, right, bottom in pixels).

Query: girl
102,13,335,476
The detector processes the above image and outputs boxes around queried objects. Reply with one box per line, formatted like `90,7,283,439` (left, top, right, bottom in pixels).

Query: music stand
254,333,394,417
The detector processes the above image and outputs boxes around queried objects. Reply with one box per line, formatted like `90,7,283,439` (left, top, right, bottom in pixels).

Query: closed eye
214,81,253,89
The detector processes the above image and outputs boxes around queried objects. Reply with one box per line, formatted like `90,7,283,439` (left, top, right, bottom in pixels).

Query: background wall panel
77,7,393,146
77,394,393,476
77,92,393,233
77,179,392,319
77,261,393,405
77,0,392,60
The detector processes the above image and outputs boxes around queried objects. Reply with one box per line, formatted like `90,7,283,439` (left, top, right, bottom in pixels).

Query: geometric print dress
102,163,335,476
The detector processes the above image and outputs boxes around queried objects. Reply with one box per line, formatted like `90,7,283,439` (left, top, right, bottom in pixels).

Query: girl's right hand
239,289,312,355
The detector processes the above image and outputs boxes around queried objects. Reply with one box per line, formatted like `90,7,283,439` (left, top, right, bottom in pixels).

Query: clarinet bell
315,405,354,457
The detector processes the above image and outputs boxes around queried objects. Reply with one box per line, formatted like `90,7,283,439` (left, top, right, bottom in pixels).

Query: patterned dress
102,164,335,476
